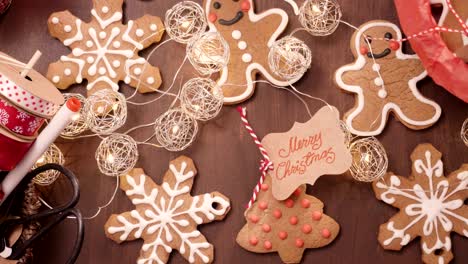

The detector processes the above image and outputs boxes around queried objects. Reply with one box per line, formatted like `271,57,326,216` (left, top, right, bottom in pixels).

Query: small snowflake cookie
236,176,340,263
47,0,165,96
373,144,467,264
104,156,231,264
335,20,441,136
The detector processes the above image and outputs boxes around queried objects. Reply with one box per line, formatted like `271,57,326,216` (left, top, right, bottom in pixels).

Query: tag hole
434,249,443,256
211,202,222,210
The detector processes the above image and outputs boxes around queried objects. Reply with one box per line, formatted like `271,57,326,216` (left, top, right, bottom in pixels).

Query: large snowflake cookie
373,144,467,264
104,156,231,264
204,0,297,104
237,176,339,263
47,0,164,96
335,20,441,136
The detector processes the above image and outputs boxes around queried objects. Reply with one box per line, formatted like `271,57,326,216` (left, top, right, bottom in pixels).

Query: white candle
0,98,81,204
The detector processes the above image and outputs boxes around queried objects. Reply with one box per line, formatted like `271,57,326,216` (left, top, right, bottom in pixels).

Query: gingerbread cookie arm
104,211,144,243
91,0,123,21
131,15,165,49
48,11,84,47
47,55,85,90
124,58,163,94
446,165,468,237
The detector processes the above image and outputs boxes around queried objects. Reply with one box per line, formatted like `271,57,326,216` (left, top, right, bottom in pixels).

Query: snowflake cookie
373,144,468,264
104,156,231,264
47,0,165,96
237,176,340,263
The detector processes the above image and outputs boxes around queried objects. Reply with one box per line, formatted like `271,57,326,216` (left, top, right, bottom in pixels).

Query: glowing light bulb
181,20,192,29
97,106,105,114
364,153,371,164
107,153,115,163
72,113,81,121
37,155,45,164
172,125,180,135
312,4,321,13
112,103,119,111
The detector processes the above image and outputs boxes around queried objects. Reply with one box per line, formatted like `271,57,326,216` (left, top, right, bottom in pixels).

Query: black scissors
0,164,84,264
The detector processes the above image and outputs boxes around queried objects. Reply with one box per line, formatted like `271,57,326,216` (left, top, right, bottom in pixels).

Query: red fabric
0,132,33,171
0,98,44,137
394,0,468,103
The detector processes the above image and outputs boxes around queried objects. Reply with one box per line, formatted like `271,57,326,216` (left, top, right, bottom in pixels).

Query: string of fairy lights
34,0,467,196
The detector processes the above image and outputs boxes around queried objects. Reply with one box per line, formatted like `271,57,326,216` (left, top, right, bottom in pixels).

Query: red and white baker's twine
370,0,468,43
237,106,273,209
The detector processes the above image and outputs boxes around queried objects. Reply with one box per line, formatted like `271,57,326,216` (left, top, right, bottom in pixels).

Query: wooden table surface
1,0,467,263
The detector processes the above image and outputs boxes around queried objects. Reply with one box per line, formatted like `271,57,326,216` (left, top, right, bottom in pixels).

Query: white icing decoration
205,0,295,103
51,17,59,24
61,55,85,83
87,56,94,63
64,20,83,46
242,53,252,63
372,63,380,72
107,161,230,264
99,67,107,75
64,25,72,33
374,77,384,86
124,57,146,83
378,89,387,99
134,68,142,75
335,21,441,136
86,40,93,48
122,20,144,50
99,31,107,39
376,150,468,254
147,77,155,84
231,30,242,40
64,68,72,76
52,76,60,83
150,24,157,31
283,0,300,15
238,41,247,50
112,60,121,68
87,76,119,91
113,41,121,48
91,9,122,29
102,6,109,14
136,29,144,37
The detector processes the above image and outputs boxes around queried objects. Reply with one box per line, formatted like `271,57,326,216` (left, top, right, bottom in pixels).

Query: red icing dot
301,199,310,208
273,209,282,219
289,216,298,225
258,201,268,210
389,41,400,50
302,224,312,234
312,211,322,221
249,236,258,246
293,188,302,196
295,238,304,248
321,228,331,238
263,241,272,250
249,214,259,224
208,13,217,23
260,184,269,191
241,0,251,12
262,224,271,233
360,46,368,55
285,199,294,208
278,231,288,240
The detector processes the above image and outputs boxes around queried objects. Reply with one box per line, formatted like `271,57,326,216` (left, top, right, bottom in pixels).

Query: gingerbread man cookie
373,144,467,264
335,20,441,136
47,0,165,96
104,156,231,264
237,175,339,263
204,0,298,104
433,0,468,61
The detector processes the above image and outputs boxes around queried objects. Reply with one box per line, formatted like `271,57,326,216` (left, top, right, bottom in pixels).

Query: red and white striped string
237,106,273,209
370,0,468,43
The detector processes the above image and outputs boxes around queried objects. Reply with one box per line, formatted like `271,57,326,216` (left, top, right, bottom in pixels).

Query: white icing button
134,68,142,75
136,29,144,37
99,31,107,39
64,68,72,76
150,24,157,31
113,41,121,48
87,56,95,63
147,77,155,84
112,60,121,68
378,89,388,99
238,41,247,50
64,25,72,32
99,67,107,75
374,77,384,86
242,53,252,63
102,6,109,13
232,30,242,40
52,76,60,83
124,76,131,84
51,17,59,24
372,63,381,72
86,40,93,48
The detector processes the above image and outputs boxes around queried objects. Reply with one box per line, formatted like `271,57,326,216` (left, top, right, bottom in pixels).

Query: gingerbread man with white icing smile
335,20,442,136
204,0,296,104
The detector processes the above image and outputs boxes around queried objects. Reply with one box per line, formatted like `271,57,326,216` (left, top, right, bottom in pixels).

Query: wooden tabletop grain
0,0,467,263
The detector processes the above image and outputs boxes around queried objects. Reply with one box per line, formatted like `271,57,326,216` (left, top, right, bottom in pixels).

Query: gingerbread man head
205,0,252,26
352,21,403,62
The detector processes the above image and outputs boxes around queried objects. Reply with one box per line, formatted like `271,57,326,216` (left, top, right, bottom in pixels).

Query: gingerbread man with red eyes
335,20,441,136
204,0,294,104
